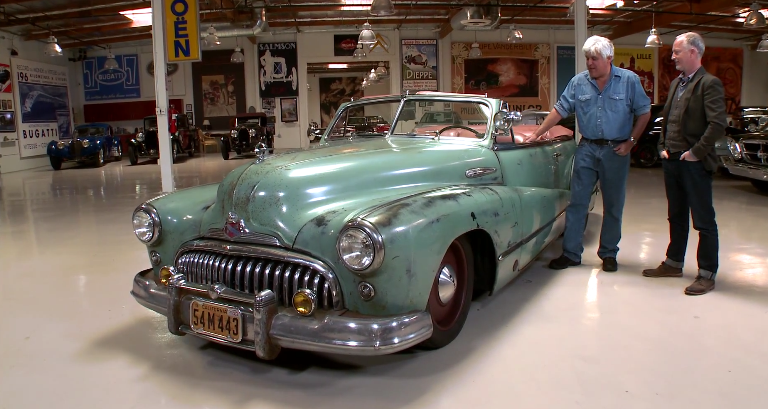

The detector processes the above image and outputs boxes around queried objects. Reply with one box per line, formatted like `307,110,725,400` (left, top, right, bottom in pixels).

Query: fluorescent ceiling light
327,64,349,69
120,7,152,27
586,0,623,8
342,0,372,11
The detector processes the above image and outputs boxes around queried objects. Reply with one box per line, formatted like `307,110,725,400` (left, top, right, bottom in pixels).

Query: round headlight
727,137,742,159
57,141,65,149
132,204,161,244
747,122,758,132
337,220,384,273
137,132,145,142
81,139,90,147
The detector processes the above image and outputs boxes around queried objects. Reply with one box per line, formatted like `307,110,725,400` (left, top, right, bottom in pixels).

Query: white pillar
152,0,174,192
573,0,589,143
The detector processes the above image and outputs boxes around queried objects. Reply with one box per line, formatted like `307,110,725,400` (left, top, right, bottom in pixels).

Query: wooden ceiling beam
0,1,151,28
59,32,153,49
606,0,741,40
24,22,136,41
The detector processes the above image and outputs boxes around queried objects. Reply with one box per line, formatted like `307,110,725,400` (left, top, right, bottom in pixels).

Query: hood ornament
224,212,250,238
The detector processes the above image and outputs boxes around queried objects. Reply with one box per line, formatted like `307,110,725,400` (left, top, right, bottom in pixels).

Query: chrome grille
741,140,768,165
174,248,339,310
72,140,83,159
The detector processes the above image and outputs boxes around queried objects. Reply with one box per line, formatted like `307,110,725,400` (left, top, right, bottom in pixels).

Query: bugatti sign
164,0,201,63
82,54,141,101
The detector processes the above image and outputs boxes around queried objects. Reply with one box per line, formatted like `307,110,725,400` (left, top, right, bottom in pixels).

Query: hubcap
437,265,457,304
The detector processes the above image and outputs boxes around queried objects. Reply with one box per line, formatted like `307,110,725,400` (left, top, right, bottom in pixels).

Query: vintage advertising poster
614,47,655,101
401,39,438,92
555,45,576,98
658,46,742,114
318,76,363,127
0,63,11,93
11,58,72,157
451,42,551,112
83,54,141,101
202,74,237,117
258,41,298,98
334,34,359,57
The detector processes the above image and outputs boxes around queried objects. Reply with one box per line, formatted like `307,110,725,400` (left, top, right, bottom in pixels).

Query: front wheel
751,180,768,193
128,145,138,165
633,144,659,167
421,236,474,349
220,139,230,160
50,156,62,170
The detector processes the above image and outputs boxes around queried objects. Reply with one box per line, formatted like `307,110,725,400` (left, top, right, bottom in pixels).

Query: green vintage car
130,91,593,360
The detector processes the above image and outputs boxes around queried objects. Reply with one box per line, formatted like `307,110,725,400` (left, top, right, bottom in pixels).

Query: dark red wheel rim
427,240,468,331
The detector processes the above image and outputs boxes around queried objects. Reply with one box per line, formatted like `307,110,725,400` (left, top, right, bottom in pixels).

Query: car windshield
326,97,492,140
75,127,106,137
144,118,158,129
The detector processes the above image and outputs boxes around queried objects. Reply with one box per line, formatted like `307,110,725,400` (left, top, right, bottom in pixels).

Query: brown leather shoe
642,262,683,278
684,276,715,295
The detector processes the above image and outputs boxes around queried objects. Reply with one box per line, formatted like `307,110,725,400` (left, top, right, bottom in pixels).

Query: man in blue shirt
526,35,651,271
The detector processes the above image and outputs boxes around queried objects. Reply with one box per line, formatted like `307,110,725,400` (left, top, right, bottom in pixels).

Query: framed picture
0,111,15,132
280,97,298,122
1,100,5,110
6,99,11,110
186,112,193,125
418,101,426,107
185,103,192,112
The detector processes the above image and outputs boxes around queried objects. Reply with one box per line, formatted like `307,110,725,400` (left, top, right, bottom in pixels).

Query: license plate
190,300,243,342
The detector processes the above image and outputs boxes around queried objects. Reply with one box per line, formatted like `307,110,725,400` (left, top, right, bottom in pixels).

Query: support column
151,0,174,193
573,0,589,144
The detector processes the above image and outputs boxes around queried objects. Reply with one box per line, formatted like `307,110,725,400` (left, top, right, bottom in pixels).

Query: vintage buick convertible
130,92,594,360
721,128,768,192
46,122,121,170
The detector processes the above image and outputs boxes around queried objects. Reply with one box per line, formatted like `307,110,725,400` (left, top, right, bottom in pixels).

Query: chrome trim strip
498,209,566,261
130,269,433,358
204,228,283,247
724,162,768,181
465,167,497,178
174,239,343,310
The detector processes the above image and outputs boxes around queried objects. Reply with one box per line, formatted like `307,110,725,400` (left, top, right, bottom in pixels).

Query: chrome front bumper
723,161,768,181
131,269,433,359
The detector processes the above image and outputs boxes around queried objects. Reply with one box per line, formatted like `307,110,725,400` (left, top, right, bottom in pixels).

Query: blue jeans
563,139,630,262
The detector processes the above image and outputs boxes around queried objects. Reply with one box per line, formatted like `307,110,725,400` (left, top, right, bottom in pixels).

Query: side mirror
493,110,522,131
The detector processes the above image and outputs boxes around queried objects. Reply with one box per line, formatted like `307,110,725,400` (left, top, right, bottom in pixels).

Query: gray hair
582,35,614,60
675,32,705,57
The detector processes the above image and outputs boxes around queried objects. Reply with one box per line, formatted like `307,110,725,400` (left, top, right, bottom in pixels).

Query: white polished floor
1,154,767,409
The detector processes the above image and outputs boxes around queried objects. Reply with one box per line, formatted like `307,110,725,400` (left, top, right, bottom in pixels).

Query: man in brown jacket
642,32,727,295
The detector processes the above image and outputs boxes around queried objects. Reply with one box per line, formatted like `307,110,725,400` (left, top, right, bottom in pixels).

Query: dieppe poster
401,39,438,92
11,58,73,157
83,54,141,101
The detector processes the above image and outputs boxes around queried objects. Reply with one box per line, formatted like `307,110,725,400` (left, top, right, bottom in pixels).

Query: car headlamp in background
132,203,161,244
727,137,742,159
57,141,66,149
137,132,145,142
81,139,90,148
337,220,384,273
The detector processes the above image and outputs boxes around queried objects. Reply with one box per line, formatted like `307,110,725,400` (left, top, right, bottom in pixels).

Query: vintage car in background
307,120,324,142
221,112,274,160
731,106,768,133
128,114,197,165
630,104,665,168
721,127,768,192
46,122,121,170
130,91,596,360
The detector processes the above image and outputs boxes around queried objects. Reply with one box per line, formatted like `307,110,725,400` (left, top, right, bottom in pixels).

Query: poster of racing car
258,42,298,98
401,39,438,92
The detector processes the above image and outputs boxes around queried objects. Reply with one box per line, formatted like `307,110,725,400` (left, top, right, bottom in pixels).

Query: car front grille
71,140,83,158
741,140,768,165
174,244,342,311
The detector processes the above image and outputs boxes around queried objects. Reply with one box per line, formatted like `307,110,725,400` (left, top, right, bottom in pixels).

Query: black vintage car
721,127,768,193
127,114,197,165
221,112,274,160
630,104,666,168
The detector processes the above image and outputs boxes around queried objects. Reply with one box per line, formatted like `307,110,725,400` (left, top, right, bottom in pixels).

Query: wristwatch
630,136,637,145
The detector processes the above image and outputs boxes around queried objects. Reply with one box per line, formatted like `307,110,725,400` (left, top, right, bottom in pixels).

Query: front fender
136,184,220,277
293,185,514,316
47,141,68,157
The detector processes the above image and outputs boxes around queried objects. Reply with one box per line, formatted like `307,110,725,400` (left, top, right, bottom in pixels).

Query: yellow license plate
190,300,243,342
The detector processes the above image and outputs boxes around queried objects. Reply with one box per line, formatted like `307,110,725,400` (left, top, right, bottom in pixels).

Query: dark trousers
662,158,719,278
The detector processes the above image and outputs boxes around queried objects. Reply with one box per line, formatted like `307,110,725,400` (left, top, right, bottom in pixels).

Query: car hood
202,138,500,246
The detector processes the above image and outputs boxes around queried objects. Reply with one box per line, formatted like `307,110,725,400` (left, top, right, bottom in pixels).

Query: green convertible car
130,91,595,360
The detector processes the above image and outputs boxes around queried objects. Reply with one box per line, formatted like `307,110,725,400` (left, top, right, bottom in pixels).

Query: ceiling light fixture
230,47,244,63
370,0,395,16
104,46,119,69
744,2,767,28
758,33,768,52
120,7,152,27
367,68,379,83
375,61,388,78
343,0,371,11
358,21,376,45
353,43,367,59
205,26,220,46
45,35,62,57
507,24,523,43
645,4,662,48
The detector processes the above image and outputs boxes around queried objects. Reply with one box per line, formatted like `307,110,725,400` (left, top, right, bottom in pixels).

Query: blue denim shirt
554,65,651,141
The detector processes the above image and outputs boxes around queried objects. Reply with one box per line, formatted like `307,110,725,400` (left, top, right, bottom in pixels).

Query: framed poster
0,63,11,93
258,42,299,98
0,111,15,133
280,97,298,122
186,112,193,126
82,54,141,101
555,45,576,99
11,57,74,157
185,103,192,112
334,34,359,56
401,39,438,92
